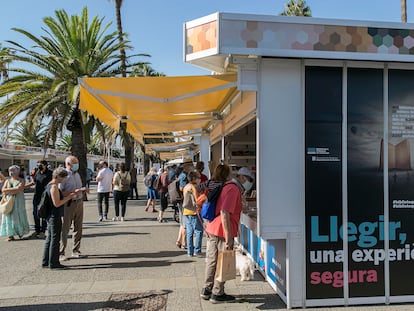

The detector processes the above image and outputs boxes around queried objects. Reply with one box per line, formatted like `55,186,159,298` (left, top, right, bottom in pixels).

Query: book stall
184,12,414,308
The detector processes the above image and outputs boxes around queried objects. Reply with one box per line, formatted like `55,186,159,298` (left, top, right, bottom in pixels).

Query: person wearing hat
200,165,254,304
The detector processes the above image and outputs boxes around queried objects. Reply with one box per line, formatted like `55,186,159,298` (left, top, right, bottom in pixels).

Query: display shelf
229,141,255,145
230,155,256,159
228,140,256,162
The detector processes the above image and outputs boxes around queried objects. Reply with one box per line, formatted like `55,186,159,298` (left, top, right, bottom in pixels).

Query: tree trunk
402,0,407,22
115,0,131,170
140,144,150,175
124,136,134,170
115,0,126,78
67,108,87,185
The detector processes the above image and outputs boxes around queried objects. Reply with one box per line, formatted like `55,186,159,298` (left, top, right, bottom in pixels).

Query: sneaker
71,251,84,258
112,217,118,221
120,217,124,222
98,216,103,222
103,216,108,221
200,288,212,300
195,252,203,258
29,231,38,238
209,293,236,304
37,232,46,239
59,255,67,262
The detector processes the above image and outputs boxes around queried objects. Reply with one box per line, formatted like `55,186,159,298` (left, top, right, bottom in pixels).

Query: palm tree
9,122,47,146
109,0,135,170
0,44,11,81
280,0,312,16
130,64,166,173
0,8,138,183
402,0,407,22
131,64,165,77
56,134,72,151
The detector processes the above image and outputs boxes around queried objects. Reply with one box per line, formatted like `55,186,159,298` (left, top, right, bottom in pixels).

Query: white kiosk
185,13,414,308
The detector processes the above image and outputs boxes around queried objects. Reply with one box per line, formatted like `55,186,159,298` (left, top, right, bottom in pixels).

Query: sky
1,0,413,77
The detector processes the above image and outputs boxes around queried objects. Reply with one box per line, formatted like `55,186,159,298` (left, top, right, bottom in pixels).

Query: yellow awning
79,74,238,144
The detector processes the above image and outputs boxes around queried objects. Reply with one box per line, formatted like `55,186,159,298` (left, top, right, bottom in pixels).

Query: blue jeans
42,215,62,267
185,215,204,256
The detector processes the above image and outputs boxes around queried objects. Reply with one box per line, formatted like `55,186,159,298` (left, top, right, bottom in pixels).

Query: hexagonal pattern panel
186,17,414,59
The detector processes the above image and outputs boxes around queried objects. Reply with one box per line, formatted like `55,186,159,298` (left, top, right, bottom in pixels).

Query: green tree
0,8,140,183
0,44,11,81
56,134,72,151
280,0,312,16
9,122,47,146
131,64,165,77
109,0,135,170
130,64,166,173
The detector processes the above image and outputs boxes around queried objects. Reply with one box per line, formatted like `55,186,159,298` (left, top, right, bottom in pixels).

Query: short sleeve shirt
112,171,131,191
96,167,114,193
205,181,243,239
59,170,83,200
159,172,169,193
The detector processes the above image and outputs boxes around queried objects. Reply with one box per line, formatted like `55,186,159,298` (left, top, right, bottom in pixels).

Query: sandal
144,207,149,212
176,241,182,249
152,209,158,213
6,236,14,242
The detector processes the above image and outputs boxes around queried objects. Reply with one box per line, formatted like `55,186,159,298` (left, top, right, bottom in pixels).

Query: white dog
235,249,255,281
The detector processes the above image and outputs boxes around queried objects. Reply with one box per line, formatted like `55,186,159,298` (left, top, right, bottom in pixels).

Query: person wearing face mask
27,160,53,239
200,165,254,304
42,167,76,269
59,156,88,261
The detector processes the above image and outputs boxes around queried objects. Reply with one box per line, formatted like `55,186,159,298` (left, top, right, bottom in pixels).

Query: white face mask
242,179,253,191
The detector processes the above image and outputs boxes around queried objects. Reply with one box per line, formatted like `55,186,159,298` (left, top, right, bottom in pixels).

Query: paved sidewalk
0,176,283,311
0,177,414,310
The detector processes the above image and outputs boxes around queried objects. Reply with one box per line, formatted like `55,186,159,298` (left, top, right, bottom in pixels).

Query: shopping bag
215,250,236,282
0,195,15,215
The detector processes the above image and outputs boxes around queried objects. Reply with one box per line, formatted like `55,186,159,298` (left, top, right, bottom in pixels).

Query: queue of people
0,156,255,298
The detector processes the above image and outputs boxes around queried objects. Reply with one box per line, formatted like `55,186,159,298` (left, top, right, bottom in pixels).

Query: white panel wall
257,59,305,307
258,59,304,237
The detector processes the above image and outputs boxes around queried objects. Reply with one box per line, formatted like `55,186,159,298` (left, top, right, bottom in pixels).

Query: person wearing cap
200,165,254,304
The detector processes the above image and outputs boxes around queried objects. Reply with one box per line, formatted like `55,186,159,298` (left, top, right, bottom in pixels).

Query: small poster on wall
267,239,287,296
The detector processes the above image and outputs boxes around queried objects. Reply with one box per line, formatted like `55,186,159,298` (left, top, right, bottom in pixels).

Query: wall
258,58,305,306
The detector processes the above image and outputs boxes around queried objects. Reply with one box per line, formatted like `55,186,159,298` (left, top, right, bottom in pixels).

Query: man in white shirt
96,161,114,221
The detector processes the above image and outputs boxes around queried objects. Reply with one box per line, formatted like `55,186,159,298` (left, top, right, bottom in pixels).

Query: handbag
0,195,15,215
215,250,236,282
